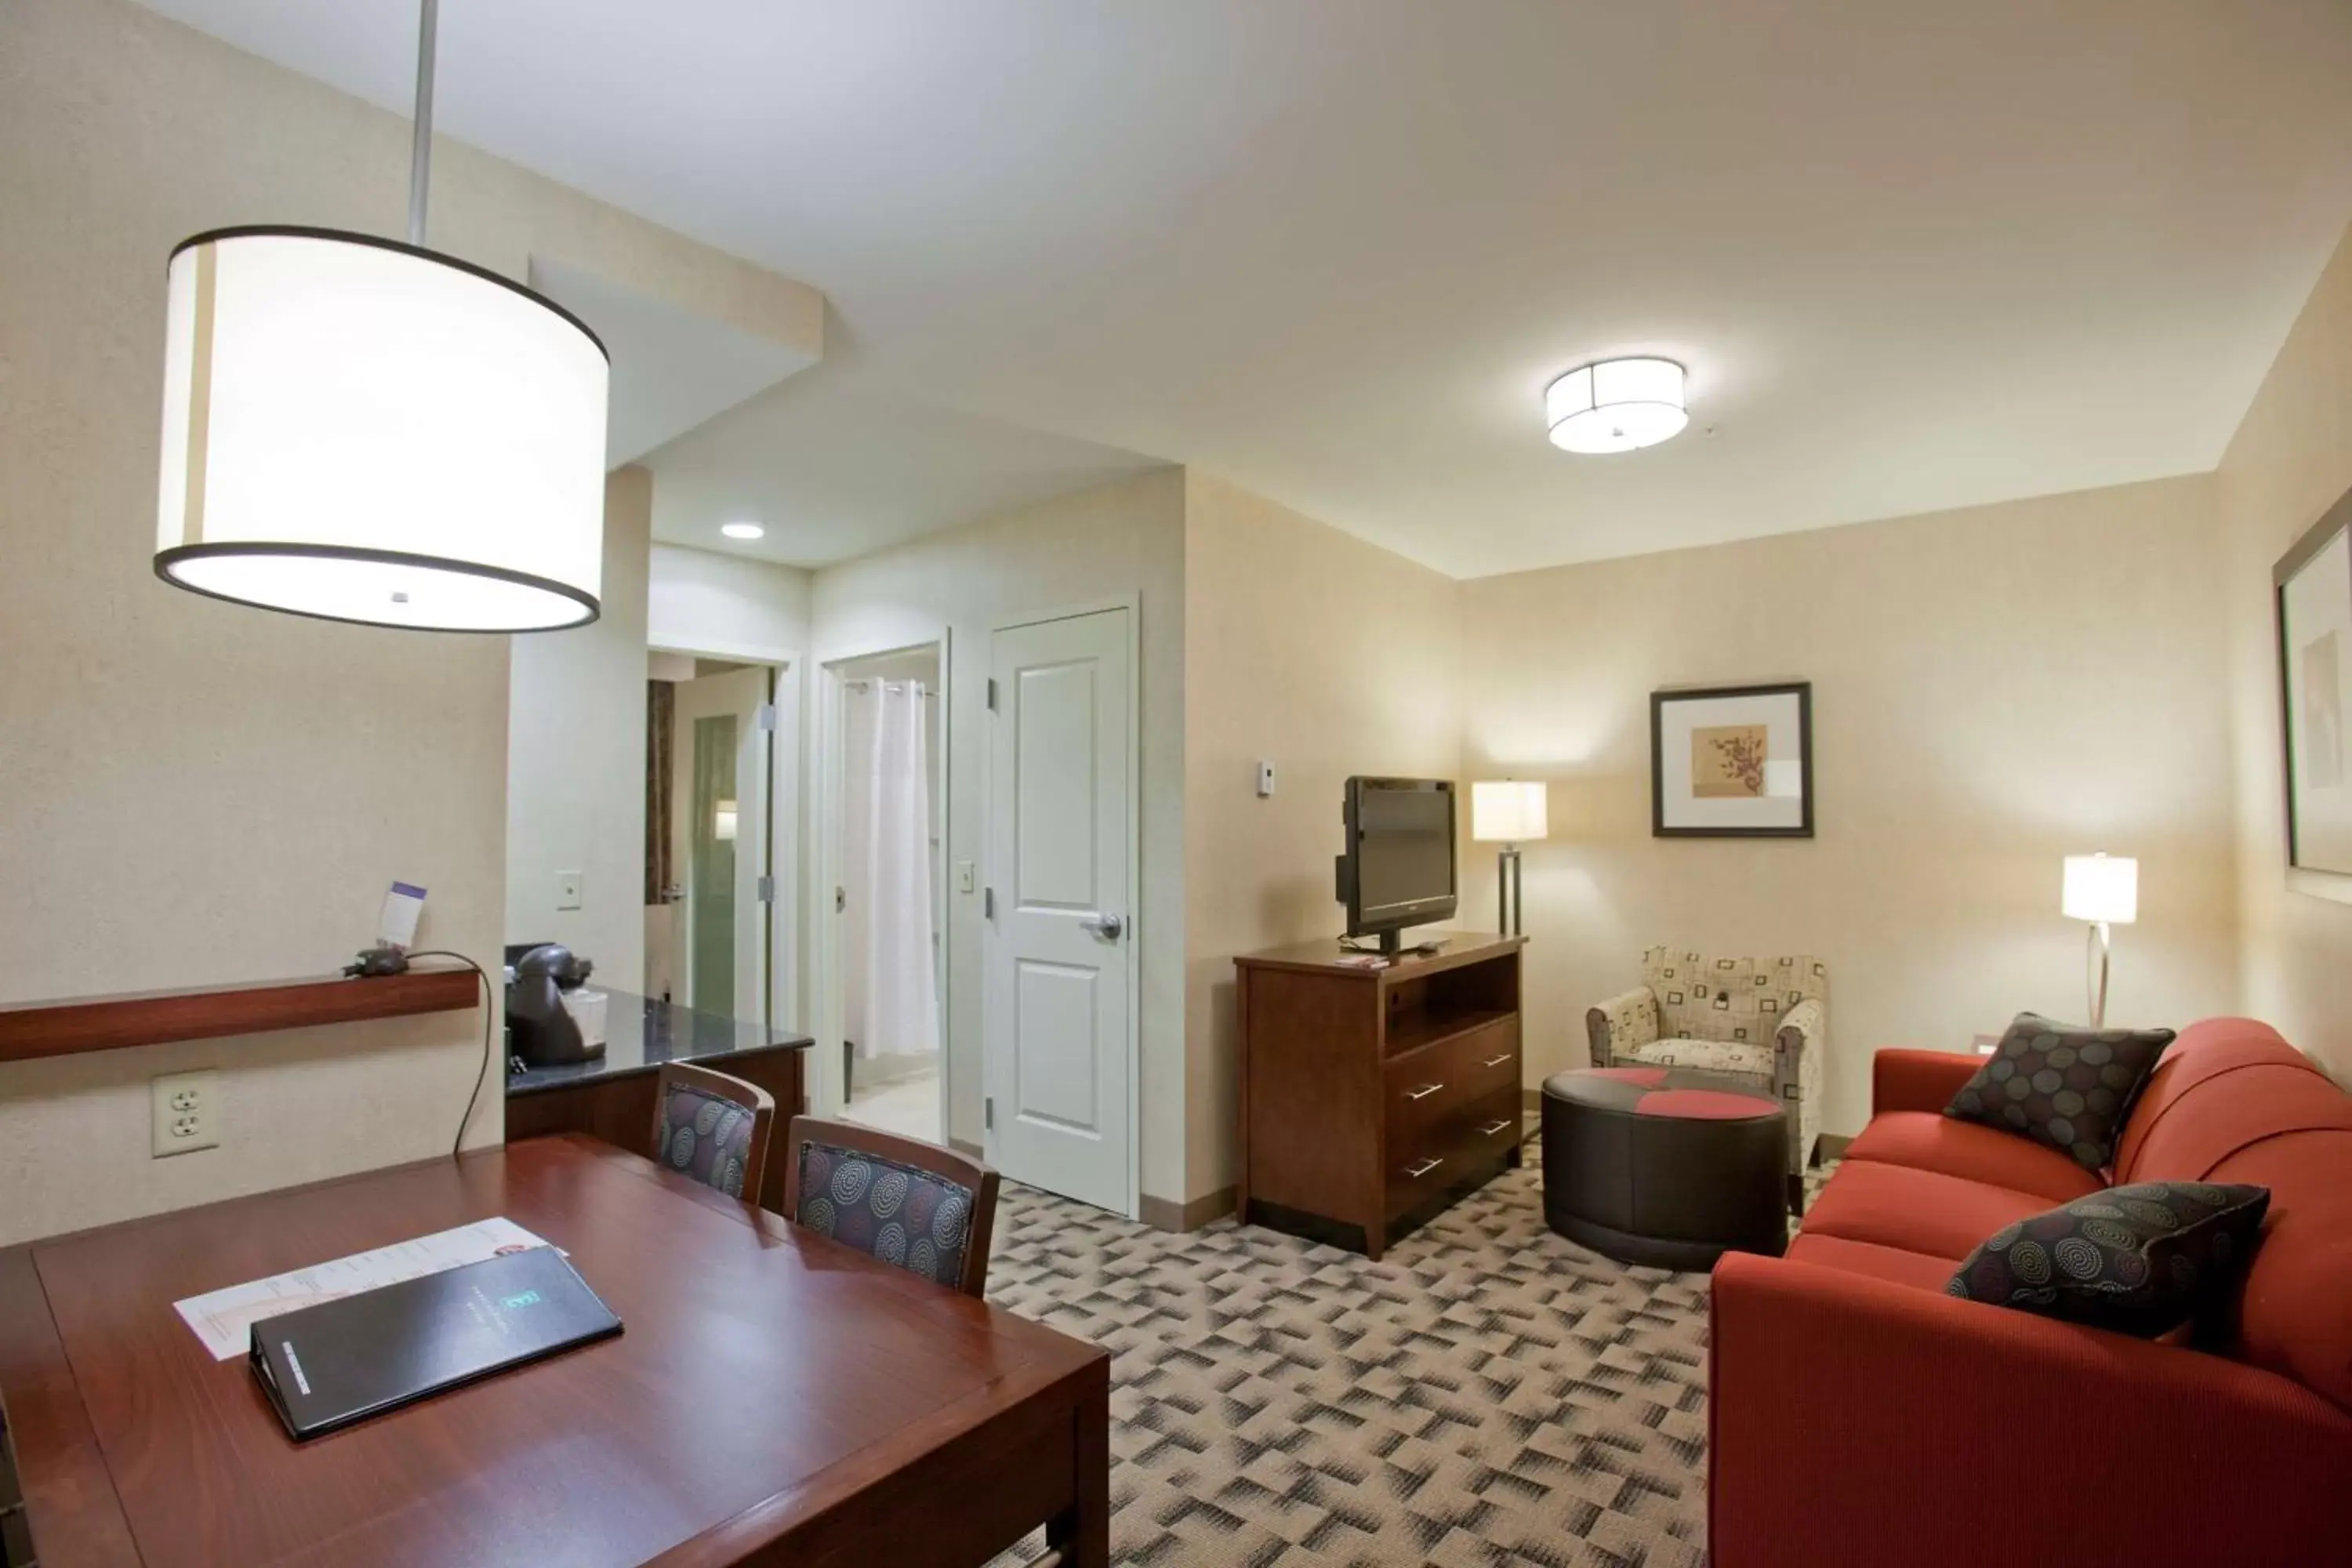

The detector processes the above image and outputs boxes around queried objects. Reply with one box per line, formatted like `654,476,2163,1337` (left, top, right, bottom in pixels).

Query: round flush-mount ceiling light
1544,357,1688,455
720,521,765,540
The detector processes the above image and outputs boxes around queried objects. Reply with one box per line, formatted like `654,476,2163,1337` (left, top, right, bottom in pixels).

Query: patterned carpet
978,1142,1828,1567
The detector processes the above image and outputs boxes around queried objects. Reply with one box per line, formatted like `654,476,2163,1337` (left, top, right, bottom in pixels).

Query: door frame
982,595,1142,1221
648,637,804,1040
811,633,953,1138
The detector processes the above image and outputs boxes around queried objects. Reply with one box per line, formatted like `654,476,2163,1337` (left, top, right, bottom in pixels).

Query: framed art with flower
1651,681,1813,837
2275,483,2352,878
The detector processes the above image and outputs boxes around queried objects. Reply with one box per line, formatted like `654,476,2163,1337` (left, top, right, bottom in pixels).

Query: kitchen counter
506,989,812,1097
505,990,813,1211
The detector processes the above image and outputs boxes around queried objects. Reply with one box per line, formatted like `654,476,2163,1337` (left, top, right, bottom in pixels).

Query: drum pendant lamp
153,0,609,632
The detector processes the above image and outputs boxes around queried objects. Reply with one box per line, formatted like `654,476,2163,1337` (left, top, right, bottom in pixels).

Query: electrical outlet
555,869,583,911
151,1069,220,1157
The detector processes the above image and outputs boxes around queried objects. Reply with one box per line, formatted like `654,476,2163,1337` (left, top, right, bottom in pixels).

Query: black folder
249,1246,622,1440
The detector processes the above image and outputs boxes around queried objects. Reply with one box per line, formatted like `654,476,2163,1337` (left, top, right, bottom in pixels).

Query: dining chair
649,1062,775,1203
779,1117,1001,1298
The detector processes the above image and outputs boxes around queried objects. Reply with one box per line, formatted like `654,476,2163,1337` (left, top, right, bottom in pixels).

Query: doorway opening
822,643,946,1145
645,650,785,1025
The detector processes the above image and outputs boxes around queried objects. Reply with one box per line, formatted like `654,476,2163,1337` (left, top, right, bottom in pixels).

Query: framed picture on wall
1651,681,1813,838
2276,484,2352,877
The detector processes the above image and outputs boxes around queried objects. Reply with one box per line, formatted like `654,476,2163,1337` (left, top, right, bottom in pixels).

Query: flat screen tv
1334,777,1457,953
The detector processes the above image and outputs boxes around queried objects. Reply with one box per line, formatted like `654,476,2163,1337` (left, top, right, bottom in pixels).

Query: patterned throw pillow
1947,1181,2270,1337
1944,1013,2172,1171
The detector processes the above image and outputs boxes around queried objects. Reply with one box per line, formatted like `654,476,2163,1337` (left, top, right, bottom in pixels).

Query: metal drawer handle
1403,1156,1443,1178
1405,1082,1444,1101
1481,1054,1512,1069
1478,1119,1512,1137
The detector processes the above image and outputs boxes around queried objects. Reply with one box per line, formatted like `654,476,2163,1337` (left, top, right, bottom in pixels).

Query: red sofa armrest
1870,1047,1979,1116
1710,1254,2352,1568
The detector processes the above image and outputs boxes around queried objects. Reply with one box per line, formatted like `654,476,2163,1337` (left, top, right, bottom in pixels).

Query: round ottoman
1540,1065,1789,1269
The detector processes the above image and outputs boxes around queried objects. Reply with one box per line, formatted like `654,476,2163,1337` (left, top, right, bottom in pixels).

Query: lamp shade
1472,780,1549,844
1544,357,1688,454
155,227,609,632
2062,854,2138,924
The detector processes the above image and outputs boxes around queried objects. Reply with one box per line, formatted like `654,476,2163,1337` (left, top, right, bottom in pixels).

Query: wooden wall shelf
0,967,482,1064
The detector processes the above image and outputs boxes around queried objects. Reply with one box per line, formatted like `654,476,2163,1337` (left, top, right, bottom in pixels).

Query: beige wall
810,470,1189,1200
1457,477,2241,1138
0,0,819,1246
505,469,652,978
2216,220,2352,1081
648,544,814,660
1181,475,1463,1205
648,543,817,1025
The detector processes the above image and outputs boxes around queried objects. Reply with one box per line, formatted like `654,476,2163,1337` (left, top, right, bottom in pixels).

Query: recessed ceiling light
720,521,765,540
1544,358,1688,455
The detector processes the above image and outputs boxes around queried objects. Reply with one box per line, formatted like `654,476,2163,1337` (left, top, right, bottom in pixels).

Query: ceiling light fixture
152,0,609,632
1544,357,1688,455
720,521,765,540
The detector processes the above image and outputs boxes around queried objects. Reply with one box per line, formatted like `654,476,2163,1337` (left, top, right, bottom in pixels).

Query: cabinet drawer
1384,1086,1523,1219
1384,1017,1519,1140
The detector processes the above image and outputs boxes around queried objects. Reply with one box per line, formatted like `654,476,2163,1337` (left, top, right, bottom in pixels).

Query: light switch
1257,760,1277,797
956,858,976,895
556,869,583,911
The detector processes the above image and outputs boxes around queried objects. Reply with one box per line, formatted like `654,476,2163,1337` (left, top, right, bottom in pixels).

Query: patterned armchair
1588,948,1828,1197
779,1117,1002,1298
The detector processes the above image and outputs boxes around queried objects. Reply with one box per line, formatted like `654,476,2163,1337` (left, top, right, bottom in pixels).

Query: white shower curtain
842,680,941,1062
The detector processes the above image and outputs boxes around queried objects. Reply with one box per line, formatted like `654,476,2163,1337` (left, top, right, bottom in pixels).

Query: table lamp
1472,780,1548,937
2061,852,2137,1028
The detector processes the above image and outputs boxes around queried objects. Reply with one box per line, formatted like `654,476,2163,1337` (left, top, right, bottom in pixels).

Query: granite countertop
506,988,813,1097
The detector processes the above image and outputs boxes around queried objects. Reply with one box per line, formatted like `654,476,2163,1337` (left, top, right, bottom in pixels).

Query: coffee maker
506,943,602,1067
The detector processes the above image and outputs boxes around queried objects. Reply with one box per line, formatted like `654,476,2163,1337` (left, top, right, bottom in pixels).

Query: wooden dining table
0,1134,1109,1567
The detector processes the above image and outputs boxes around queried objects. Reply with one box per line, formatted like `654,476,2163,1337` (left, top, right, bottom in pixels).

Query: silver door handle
1405,1082,1443,1101
1403,1156,1443,1178
1080,913,1124,940
1478,1119,1512,1138
1481,1054,1512,1069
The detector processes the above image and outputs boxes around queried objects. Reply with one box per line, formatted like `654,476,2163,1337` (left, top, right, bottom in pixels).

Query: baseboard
1522,1087,1540,1113
950,1137,984,1160
1141,1185,1236,1232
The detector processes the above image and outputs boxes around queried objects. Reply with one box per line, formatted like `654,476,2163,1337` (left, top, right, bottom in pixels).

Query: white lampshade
155,228,609,632
1544,357,1689,454
2062,854,2138,925
1472,780,1549,844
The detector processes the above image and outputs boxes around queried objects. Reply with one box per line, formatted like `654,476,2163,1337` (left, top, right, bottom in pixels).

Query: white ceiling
641,360,1167,568
135,0,2352,578
528,258,817,466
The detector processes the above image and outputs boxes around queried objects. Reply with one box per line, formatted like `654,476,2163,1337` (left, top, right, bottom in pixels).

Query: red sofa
1711,1018,2352,1567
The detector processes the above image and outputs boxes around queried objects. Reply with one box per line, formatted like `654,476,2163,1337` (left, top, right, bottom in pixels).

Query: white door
671,663,772,1025
985,608,1136,1216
